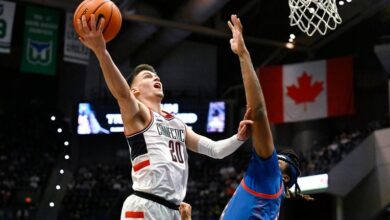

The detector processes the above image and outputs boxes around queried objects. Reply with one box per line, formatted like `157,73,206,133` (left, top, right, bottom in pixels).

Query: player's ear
131,88,140,96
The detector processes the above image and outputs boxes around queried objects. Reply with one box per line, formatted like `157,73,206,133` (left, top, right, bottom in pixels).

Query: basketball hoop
288,0,342,36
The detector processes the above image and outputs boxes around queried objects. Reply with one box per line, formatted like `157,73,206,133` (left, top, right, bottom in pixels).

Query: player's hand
180,202,192,220
77,14,106,54
237,108,253,141
228,14,247,57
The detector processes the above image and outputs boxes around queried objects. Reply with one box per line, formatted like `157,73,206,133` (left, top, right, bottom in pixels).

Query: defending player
76,14,253,220
220,15,313,220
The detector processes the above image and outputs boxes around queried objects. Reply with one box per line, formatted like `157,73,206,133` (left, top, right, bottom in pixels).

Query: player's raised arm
228,14,274,159
76,14,146,129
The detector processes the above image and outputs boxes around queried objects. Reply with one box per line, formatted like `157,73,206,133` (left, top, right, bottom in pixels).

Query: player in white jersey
123,109,188,219
76,15,253,219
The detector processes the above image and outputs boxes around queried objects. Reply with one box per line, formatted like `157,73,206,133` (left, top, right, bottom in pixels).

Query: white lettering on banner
25,20,57,30
28,27,53,35
40,22,57,29
162,103,179,114
101,103,199,133
104,112,198,127
106,114,123,125
33,14,43,20
162,103,198,124
110,127,124,133
26,20,40,26
176,113,198,124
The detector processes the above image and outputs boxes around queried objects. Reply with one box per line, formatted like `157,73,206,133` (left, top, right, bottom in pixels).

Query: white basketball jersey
125,110,189,205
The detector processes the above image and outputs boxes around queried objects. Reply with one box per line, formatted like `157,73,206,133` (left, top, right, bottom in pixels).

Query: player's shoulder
251,149,278,162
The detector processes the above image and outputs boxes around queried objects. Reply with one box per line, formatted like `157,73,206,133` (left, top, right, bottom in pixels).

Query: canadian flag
258,56,354,123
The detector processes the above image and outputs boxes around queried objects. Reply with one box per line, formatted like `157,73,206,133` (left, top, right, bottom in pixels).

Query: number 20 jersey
125,110,189,205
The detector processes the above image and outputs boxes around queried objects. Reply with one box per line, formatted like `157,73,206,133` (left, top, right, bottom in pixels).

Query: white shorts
120,194,181,220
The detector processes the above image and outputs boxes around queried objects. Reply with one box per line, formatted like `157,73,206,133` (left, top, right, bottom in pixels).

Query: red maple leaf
286,72,324,111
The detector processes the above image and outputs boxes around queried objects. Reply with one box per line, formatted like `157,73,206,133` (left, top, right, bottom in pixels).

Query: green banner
21,6,59,75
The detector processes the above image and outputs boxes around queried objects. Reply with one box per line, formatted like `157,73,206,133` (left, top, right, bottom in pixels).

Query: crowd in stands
59,164,132,220
0,107,60,220
301,118,390,176
185,152,248,220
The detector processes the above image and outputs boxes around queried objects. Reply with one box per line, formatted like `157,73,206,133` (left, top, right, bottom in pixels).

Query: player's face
278,160,291,184
132,70,164,99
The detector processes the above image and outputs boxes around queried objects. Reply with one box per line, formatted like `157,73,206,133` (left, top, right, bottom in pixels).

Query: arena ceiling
21,0,390,67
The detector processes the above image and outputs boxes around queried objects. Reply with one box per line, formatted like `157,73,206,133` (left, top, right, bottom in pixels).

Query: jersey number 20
169,140,184,163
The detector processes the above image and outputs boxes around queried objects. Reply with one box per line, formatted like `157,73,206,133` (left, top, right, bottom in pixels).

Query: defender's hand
228,14,247,56
237,108,253,141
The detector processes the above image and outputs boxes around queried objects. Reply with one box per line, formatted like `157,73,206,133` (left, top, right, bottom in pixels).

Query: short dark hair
126,64,157,87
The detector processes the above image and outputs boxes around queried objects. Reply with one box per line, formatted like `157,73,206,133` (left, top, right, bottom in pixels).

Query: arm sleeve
196,135,245,159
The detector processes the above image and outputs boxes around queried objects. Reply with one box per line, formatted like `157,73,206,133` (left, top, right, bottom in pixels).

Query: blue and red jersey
220,150,284,220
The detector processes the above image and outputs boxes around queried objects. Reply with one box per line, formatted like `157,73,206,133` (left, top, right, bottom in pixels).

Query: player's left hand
180,202,192,220
237,108,253,141
228,14,247,56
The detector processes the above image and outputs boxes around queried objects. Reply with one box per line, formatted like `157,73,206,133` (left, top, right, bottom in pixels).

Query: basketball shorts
120,194,180,220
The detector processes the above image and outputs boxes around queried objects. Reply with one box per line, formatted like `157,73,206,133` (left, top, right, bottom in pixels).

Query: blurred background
1,0,390,219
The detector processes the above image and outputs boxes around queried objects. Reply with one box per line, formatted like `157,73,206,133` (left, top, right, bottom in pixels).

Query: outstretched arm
186,108,253,159
76,15,148,132
228,15,274,159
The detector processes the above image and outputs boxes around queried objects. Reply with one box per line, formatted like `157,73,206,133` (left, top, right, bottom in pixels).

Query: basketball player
76,15,253,220
220,15,313,219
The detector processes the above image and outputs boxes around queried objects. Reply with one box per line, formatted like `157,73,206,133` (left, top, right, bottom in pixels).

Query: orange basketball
73,0,122,43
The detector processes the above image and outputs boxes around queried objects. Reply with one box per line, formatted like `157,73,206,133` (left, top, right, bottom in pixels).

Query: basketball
73,0,122,43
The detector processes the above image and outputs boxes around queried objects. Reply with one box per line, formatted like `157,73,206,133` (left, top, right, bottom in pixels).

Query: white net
289,0,342,36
